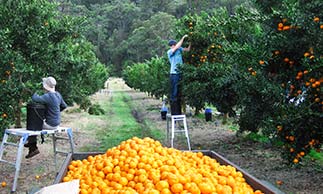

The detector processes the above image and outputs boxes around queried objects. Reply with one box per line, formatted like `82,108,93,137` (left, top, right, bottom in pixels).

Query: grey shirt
32,91,67,127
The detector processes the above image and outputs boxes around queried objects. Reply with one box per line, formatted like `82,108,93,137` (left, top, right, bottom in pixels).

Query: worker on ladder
167,34,191,115
25,76,67,158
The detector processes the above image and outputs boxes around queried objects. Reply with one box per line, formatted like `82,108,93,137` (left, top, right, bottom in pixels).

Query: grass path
75,78,164,152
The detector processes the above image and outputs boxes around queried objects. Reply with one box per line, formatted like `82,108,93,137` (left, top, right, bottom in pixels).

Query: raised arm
171,34,189,53
183,42,191,52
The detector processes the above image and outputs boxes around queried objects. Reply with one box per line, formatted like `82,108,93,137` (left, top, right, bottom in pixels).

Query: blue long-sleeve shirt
32,92,67,127
167,47,184,74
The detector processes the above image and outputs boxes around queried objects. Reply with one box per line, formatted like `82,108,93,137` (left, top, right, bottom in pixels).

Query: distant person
25,76,67,158
167,34,191,115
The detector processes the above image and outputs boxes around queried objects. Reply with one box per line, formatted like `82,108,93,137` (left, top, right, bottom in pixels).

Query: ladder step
53,136,70,140
55,150,69,155
0,159,15,166
174,130,187,133
4,142,19,147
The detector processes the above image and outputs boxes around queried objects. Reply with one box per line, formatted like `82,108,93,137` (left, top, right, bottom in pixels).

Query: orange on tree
1,181,6,187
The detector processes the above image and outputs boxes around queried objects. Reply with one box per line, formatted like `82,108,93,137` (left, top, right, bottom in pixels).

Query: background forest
58,0,245,75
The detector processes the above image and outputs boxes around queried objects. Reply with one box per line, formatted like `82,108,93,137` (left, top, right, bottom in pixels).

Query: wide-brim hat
42,76,56,92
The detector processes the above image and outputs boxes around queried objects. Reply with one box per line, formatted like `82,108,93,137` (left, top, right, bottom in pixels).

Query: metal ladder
0,127,74,193
169,115,191,150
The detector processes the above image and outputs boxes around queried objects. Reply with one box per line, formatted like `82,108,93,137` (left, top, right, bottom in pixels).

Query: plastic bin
26,102,46,130
205,108,212,122
160,107,168,120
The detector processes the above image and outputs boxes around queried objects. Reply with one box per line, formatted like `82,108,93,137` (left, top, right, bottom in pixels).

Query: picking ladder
0,127,74,193
167,114,191,150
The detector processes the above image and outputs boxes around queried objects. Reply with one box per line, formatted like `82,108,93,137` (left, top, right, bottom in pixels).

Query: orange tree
0,0,108,137
177,6,281,128
253,0,322,163
123,56,169,99
174,1,322,163
0,32,17,134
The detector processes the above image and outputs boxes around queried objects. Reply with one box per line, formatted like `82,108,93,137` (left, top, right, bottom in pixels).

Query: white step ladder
167,114,191,150
0,127,75,193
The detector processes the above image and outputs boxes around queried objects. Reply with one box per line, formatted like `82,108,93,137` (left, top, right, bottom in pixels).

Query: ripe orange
198,182,214,193
283,57,289,62
92,188,101,194
314,98,320,103
119,177,128,186
315,81,321,86
160,188,172,194
293,158,299,163
276,180,283,185
81,189,90,194
189,183,201,194
312,83,317,88
171,183,183,193
283,26,290,30
1,181,6,187
167,173,179,185
62,176,70,182
304,52,310,57
156,180,169,191
138,174,148,183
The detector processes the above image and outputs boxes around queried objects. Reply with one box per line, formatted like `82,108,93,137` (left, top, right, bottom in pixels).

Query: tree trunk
14,99,23,128
222,113,229,124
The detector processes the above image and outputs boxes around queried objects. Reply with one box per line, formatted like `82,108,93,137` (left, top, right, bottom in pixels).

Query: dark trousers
170,100,182,115
170,74,180,102
170,74,182,115
26,122,57,151
27,136,38,151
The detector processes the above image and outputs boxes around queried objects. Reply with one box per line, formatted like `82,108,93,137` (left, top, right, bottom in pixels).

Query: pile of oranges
63,137,264,194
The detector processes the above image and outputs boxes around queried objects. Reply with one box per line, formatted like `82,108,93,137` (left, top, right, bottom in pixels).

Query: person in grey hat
25,76,67,158
167,34,191,115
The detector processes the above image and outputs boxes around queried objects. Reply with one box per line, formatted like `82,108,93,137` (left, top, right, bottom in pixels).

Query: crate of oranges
55,137,278,194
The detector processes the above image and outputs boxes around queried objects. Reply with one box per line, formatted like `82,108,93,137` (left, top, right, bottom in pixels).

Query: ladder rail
170,115,191,150
0,131,9,160
53,128,75,171
0,159,16,166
